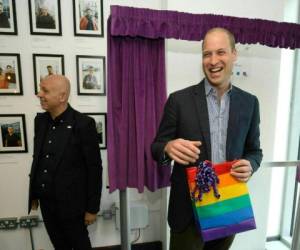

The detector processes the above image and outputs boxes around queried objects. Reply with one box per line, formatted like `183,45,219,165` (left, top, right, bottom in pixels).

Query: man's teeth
210,67,222,72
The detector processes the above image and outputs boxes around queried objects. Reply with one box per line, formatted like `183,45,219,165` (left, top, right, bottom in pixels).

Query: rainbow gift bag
186,160,256,242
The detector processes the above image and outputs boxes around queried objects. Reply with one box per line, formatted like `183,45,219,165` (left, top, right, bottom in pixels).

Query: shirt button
46,154,49,158
44,169,48,173
48,140,52,144
41,184,45,188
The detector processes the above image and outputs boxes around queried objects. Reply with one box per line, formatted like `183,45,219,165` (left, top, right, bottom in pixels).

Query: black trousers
170,223,235,250
40,199,91,250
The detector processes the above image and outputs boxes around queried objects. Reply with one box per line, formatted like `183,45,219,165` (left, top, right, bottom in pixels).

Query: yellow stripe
194,183,249,207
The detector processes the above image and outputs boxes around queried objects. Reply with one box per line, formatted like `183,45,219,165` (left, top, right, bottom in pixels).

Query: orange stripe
218,173,239,188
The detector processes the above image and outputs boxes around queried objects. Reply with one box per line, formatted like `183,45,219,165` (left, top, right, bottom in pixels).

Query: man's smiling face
202,29,237,89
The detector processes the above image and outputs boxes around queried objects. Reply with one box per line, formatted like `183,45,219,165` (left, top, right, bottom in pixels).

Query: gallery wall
0,1,165,250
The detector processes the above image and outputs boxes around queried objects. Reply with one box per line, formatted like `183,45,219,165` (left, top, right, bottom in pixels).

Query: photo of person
0,114,27,153
0,0,10,28
85,113,106,149
82,66,99,89
39,64,57,82
95,120,103,144
3,126,21,146
73,0,103,37
80,5,98,31
0,0,17,34
33,54,64,93
36,2,55,29
29,0,61,35
0,53,22,95
0,67,8,89
77,55,106,95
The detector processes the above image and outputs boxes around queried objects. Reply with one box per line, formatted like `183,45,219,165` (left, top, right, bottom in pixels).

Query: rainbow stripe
186,162,256,242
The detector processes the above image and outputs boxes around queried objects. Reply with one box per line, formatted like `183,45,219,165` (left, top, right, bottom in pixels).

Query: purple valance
110,5,300,49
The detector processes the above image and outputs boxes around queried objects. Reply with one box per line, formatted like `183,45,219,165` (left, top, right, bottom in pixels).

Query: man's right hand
164,139,201,165
31,199,39,210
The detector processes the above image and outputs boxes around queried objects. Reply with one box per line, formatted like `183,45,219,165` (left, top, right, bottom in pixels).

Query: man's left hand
84,212,97,226
230,159,253,182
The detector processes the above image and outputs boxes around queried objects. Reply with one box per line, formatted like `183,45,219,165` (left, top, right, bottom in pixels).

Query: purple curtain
107,18,171,193
107,5,300,193
110,5,300,49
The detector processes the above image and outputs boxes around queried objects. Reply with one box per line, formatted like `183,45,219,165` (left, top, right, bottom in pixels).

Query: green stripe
195,194,251,219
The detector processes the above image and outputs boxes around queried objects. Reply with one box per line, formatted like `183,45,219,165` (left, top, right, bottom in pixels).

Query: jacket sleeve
151,93,178,165
80,118,103,214
243,96,263,172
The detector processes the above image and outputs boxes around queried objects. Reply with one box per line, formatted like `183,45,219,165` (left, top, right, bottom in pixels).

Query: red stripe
186,160,238,180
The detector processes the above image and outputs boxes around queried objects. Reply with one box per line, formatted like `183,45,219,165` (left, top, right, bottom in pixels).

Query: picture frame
76,55,106,96
73,0,104,37
28,0,62,36
0,53,23,95
84,113,106,149
0,114,28,153
33,53,64,94
0,0,17,35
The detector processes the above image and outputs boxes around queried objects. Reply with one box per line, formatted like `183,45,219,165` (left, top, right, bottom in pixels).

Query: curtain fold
107,17,170,193
110,5,300,49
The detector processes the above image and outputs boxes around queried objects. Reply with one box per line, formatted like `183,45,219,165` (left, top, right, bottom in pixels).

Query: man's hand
31,199,39,210
164,139,201,165
230,159,253,182
84,212,97,226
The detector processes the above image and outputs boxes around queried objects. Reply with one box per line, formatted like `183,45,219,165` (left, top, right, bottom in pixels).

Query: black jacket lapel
193,80,211,160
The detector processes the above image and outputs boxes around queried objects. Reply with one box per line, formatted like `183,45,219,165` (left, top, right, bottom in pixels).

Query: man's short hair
203,27,236,51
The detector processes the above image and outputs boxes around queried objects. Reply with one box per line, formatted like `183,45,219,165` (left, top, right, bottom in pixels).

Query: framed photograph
0,114,28,153
0,53,22,95
76,55,106,96
73,0,103,37
85,113,106,149
0,0,17,35
28,0,62,35
33,53,64,94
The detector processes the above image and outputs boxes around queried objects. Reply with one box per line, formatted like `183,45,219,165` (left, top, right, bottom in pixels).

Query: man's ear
232,48,237,62
60,92,67,103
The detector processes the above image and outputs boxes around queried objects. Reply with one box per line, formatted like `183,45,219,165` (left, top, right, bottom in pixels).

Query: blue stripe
200,206,254,229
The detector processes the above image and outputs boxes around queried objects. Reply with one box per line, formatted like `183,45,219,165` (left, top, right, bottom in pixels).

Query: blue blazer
151,80,263,232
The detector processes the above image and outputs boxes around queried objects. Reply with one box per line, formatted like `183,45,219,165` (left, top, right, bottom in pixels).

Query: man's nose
210,53,218,65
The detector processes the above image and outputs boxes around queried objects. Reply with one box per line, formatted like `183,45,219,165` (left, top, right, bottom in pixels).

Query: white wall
0,0,290,249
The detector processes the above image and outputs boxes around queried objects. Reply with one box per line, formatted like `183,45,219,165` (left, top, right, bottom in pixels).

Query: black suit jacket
151,80,263,232
28,106,102,217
